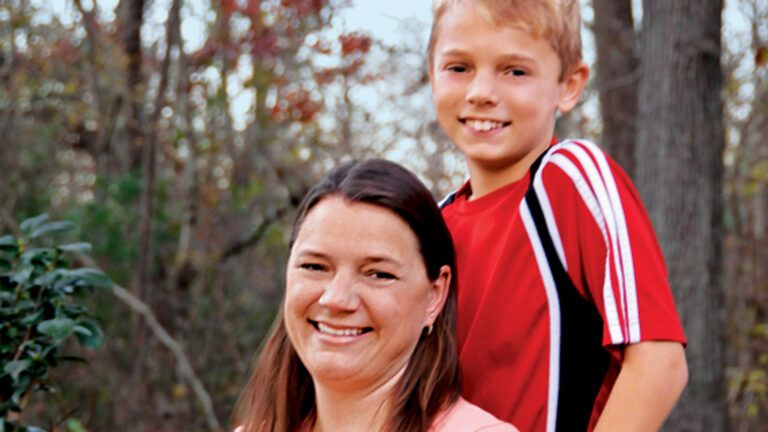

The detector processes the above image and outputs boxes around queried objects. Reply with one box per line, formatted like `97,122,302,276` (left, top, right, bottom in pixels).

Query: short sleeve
537,140,686,347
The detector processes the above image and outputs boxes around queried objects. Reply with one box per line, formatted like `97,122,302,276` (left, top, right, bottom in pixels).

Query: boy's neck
466,142,551,200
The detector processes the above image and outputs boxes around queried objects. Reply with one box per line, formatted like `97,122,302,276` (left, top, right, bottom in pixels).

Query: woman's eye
299,263,326,272
367,270,397,280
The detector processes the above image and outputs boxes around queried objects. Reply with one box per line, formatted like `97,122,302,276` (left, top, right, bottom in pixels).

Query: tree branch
75,254,222,432
218,205,291,263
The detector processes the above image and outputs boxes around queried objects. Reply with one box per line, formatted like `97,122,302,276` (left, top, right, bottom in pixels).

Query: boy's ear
557,62,590,113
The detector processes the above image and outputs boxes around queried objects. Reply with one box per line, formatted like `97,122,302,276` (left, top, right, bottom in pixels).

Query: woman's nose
318,271,361,311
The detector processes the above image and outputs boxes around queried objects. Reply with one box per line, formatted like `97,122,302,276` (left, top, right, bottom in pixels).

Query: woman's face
284,196,449,392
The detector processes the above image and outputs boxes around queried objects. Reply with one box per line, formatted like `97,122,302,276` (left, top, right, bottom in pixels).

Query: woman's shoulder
430,397,519,432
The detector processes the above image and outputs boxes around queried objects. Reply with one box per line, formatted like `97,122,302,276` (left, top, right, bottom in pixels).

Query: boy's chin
464,146,546,173
467,153,524,172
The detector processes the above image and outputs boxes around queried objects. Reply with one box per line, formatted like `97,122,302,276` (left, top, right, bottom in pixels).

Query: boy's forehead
433,2,545,45
433,0,546,40
436,0,499,26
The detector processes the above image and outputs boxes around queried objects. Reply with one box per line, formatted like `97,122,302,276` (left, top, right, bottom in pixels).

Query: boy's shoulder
535,138,613,177
533,138,632,197
440,138,635,213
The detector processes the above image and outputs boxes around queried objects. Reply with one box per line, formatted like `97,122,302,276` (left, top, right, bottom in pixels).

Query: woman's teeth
317,322,365,336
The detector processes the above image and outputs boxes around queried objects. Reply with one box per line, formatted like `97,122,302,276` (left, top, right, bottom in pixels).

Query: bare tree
635,1,727,430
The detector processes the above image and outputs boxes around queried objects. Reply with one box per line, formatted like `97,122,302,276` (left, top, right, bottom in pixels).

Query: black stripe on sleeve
526,150,611,431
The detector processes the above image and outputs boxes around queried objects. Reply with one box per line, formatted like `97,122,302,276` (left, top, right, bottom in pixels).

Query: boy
428,1,688,431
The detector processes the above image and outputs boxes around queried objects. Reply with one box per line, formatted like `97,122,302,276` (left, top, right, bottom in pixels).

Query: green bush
0,215,110,431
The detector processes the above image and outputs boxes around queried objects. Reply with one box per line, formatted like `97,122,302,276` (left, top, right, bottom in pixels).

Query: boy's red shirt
441,140,686,432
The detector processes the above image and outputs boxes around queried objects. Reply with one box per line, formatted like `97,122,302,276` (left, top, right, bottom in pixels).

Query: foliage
0,0,761,429
0,215,109,431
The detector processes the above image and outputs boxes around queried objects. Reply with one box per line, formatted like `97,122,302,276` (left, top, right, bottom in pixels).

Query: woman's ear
557,62,590,113
425,265,451,327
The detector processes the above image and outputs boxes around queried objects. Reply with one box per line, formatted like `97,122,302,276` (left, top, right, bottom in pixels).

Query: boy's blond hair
428,0,583,80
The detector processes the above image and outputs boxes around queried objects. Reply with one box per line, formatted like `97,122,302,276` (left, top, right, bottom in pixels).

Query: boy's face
430,4,585,180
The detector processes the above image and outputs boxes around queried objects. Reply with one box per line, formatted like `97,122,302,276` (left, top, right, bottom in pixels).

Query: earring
426,324,434,335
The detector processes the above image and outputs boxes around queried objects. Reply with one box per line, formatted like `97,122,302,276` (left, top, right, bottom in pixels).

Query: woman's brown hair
232,159,461,432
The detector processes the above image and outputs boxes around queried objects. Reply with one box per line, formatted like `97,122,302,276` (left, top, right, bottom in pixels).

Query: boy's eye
506,67,527,76
446,64,468,73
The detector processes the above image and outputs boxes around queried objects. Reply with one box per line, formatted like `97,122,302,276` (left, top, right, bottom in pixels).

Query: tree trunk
636,1,727,430
119,0,145,171
138,0,179,306
592,0,638,178
119,0,148,427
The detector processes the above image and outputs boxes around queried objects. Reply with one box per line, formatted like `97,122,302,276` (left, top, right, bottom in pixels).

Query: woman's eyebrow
293,249,328,259
363,256,403,266
293,249,404,266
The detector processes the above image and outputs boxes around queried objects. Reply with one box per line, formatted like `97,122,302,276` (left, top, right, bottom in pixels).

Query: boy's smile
461,118,511,133
429,3,587,196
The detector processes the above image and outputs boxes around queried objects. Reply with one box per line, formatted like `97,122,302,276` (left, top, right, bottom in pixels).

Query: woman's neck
311,367,406,432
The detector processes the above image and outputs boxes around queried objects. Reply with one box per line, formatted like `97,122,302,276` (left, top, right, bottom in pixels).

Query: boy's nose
318,271,361,311
465,74,499,106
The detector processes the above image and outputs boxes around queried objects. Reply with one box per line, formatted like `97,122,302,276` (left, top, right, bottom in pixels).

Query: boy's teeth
317,323,364,336
466,119,504,132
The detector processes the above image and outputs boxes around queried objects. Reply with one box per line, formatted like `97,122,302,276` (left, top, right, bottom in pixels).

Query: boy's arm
593,341,688,432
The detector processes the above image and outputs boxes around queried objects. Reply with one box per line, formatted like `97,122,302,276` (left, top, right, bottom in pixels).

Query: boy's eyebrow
436,49,536,64
498,53,536,64
436,48,472,58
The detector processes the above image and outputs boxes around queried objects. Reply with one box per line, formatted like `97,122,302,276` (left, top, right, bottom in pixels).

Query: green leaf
34,268,68,286
30,221,76,239
0,291,15,303
11,373,30,404
74,320,103,349
73,325,92,337
57,242,92,253
3,360,30,381
20,214,49,235
37,318,76,342
67,419,89,432
20,310,43,326
0,258,10,271
69,268,112,288
20,247,54,264
14,299,35,312
11,268,32,285
0,235,17,252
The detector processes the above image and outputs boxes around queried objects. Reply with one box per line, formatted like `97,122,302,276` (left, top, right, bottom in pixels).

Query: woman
232,159,516,432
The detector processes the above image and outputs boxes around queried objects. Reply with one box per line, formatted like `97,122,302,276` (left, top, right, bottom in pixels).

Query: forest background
0,0,765,431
